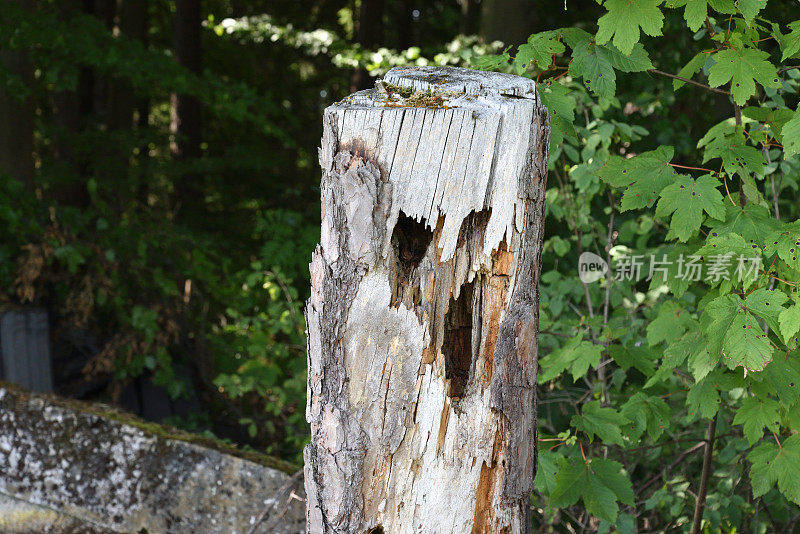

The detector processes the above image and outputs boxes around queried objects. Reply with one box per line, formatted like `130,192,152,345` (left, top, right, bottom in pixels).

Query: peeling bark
305,66,549,534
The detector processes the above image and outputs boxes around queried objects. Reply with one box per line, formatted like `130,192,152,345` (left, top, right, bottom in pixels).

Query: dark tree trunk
50,0,100,208
458,0,481,36
171,0,204,220
480,0,538,46
0,1,35,190
350,0,385,91
109,0,146,131
396,0,414,49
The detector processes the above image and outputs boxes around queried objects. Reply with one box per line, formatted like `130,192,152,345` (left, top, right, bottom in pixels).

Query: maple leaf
733,396,780,445
780,20,800,61
571,401,630,446
515,31,565,71
687,376,722,419
598,146,680,211
551,457,634,523
538,335,602,382
748,433,800,504
596,0,664,55
621,392,670,441
782,108,800,158
763,224,800,273
655,174,725,241
708,48,782,105
704,293,775,372
756,356,800,406
673,52,709,90
646,301,694,346
707,203,780,245
701,129,765,178
540,83,577,148
569,37,652,98
779,305,800,343
736,0,767,24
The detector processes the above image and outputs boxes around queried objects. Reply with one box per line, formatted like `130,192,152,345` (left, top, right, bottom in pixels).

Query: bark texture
305,66,549,534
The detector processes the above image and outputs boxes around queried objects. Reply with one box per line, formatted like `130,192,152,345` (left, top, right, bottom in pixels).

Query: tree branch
691,415,718,534
648,69,730,96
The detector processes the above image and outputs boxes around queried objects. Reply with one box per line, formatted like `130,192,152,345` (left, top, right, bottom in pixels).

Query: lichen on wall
0,384,305,534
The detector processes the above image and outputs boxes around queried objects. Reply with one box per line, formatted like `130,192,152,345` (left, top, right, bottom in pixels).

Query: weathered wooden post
304,66,549,534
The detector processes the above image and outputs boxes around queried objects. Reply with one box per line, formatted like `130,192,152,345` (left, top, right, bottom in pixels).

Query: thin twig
648,69,730,95
778,65,800,74
691,415,718,534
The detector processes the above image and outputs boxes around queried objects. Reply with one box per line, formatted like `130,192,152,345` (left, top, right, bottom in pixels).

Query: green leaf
781,21,800,61
608,344,658,375
540,82,577,148
687,0,709,31
551,457,634,523
596,0,664,55
516,31,565,70
572,401,630,446
708,0,737,11
746,287,788,335
569,38,616,98
647,301,693,346
708,48,781,105
733,396,780,445
708,203,780,245
702,128,765,177
705,293,774,372
534,450,560,495
763,225,800,273
735,0,767,24
599,145,679,211
782,108,800,158
607,43,654,72
538,335,603,382
696,228,755,259
759,356,800,406
748,433,800,504
779,305,800,343
668,0,736,29
472,51,512,71
645,331,703,386
742,106,796,142
687,375,722,418
674,51,708,89
689,345,719,381
655,174,725,241
569,37,653,99
621,392,670,441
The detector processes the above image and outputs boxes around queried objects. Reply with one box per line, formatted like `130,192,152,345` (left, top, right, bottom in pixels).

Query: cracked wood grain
304,66,549,534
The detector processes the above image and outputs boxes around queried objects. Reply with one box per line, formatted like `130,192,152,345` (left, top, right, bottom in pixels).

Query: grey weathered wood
0,309,53,392
304,66,549,534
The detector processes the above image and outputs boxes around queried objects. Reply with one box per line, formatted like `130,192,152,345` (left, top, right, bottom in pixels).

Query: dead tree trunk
304,66,549,534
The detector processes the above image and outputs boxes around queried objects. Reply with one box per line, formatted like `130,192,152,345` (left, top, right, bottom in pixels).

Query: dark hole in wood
443,281,474,399
392,211,432,268
455,208,491,249
367,527,385,534
390,212,433,308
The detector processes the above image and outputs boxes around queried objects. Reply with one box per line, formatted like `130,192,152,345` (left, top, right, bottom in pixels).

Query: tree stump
304,66,549,534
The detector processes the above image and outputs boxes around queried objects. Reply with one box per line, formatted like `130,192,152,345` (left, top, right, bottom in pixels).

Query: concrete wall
0,384,305,533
